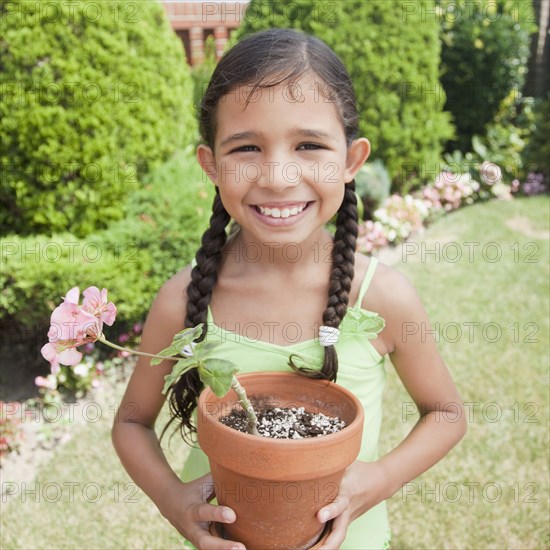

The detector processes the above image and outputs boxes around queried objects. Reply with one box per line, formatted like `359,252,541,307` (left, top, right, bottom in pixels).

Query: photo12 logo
401,1,536,23
1,239,138,265
401,401,540,425
1,481,140,504
401,241,540,264
401,321,539,344
201,480,339,505
2,2,142,25
1,80,139,105
402,481,539,504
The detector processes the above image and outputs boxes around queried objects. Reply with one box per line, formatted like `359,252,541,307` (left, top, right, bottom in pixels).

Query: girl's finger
317,494,350,523
195,531,246,550
191,502,238,525
317,514,348,550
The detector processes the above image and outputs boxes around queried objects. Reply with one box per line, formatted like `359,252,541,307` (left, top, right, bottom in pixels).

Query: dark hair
165,28,360,441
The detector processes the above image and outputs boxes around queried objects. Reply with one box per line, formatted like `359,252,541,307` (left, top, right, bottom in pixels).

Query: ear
196,144,218,184
344,138,371,183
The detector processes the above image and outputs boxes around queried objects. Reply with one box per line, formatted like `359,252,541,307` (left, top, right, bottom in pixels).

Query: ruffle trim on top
339,306,385,339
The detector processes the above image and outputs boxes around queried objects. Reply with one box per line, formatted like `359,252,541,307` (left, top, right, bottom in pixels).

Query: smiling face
197,74,370,247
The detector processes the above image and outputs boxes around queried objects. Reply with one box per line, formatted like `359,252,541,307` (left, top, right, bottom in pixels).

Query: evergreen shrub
1,152,214,330
0,0,196,236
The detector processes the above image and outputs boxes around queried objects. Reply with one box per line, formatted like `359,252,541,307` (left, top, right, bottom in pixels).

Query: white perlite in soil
220,406,346,439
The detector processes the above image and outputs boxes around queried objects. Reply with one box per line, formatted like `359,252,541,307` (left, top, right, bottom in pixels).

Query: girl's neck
224,226,334,275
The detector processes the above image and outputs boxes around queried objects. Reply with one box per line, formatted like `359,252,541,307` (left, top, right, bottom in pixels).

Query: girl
112,28,466,550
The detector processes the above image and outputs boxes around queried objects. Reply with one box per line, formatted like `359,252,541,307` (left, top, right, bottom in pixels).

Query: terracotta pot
197,372,364,550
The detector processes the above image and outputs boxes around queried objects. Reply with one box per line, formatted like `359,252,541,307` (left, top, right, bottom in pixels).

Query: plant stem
231,376,259,436
97,335,180,362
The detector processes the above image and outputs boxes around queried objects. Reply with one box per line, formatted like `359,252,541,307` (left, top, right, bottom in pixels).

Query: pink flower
41,341,82,370
82,287,116,326
49,298,99,343
422,187,442,210
84,342,95,354
35,375,57,390
41,286,117,370
357,220,388,254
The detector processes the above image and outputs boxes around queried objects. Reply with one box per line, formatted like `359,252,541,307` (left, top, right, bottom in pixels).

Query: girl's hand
316,461,389,550
159,473,246,550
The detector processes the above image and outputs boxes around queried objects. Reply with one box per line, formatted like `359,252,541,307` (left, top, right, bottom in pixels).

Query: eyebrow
219,131,258,148
219,128,335,148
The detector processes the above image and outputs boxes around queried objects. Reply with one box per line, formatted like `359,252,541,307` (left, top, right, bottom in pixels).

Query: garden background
0,1,548,549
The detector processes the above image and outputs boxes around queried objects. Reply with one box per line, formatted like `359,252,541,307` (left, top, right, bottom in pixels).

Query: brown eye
231,145,258,153
298,143,324,150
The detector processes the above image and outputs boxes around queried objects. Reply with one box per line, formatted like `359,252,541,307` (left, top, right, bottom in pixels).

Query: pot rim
197,371,364,448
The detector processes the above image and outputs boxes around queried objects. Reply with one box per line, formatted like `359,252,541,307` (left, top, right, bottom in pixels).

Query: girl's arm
111,270,244,550
374,266,468,493
318,266,467,548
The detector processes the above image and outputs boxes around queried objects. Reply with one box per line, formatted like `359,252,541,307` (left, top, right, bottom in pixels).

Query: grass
0,380,189,550
382,196,549,549
1,196,548,549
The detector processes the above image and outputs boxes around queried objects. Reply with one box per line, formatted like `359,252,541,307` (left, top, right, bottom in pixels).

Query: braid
290,181,358,381
161,189,230,442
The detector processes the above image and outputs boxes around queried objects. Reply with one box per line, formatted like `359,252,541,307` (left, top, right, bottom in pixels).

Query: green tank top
181,257,391,549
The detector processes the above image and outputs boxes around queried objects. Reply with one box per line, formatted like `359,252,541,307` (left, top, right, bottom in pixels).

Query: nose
253,154,301,191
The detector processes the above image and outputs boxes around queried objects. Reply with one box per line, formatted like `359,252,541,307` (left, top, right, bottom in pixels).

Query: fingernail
320,510,330,522
222,508,235,522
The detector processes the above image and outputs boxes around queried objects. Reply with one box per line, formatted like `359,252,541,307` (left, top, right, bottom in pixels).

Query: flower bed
0,402,25,458
356,162,541,255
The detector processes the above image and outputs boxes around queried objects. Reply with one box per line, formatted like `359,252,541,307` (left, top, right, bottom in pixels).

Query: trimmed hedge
0,0,196,237
235,0,454,190
1,151,214,329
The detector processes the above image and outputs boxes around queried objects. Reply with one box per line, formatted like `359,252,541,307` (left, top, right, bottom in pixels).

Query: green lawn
382,196,549,549
1,197,548,549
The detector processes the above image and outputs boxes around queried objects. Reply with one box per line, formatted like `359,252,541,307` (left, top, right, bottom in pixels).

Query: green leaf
151,325,205,365
161,357,199,394
193,341,220,358
472,135,488,158
172,324,204,345
198,358,238,397
149,346,183,366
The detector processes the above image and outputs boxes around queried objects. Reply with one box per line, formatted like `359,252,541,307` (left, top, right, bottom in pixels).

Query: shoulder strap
354,257,378,308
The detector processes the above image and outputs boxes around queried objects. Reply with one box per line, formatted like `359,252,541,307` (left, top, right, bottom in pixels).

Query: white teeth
257,204,306,218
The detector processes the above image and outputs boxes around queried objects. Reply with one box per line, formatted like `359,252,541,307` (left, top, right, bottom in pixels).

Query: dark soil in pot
220,398,347,439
